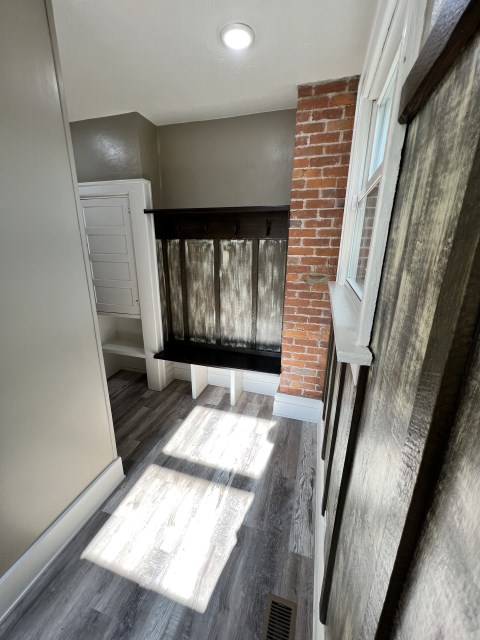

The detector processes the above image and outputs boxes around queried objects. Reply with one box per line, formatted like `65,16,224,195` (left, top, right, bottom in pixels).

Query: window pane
347,182,380,296
368,72,395,179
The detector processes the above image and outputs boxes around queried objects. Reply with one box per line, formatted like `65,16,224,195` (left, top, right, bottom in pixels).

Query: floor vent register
262,594,297,640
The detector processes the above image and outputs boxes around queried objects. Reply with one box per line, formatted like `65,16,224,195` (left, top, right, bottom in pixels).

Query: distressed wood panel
323,366,355,541
322,360,340,462
219,239,253,348
322,323,335,420
392,335,480,639
320,366,368,624
256,239,287,352
158,215,287,354
399,0,480,123
166,240,184,340
326,32,480,640
322,363,346,513
185,239,216,343
322,351,338,457
155,240,170,342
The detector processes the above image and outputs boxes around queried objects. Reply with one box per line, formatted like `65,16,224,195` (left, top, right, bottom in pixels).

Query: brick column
279,76,358,399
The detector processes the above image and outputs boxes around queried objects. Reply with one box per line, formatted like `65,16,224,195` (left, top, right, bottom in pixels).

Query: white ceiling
52,0,378,126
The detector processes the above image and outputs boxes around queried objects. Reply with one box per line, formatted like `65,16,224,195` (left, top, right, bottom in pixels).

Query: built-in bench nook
145,205,289,403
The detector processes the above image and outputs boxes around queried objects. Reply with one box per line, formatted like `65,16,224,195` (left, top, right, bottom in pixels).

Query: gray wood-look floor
0,371,316,640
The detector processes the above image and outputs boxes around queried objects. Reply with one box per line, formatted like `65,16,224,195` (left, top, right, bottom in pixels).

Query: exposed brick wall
279,76,359,399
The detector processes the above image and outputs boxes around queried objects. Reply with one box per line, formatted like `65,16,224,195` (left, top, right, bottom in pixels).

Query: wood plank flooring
0,371,316,640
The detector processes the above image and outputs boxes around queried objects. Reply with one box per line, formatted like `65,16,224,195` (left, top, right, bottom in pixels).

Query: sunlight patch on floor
162,405,276,480
82,464,254,612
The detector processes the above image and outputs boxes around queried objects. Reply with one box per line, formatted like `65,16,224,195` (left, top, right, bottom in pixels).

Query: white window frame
336,0,429,347
346,166,382,300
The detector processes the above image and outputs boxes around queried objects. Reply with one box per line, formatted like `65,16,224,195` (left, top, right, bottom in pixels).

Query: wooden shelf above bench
144,205,289,240
154,340,281,375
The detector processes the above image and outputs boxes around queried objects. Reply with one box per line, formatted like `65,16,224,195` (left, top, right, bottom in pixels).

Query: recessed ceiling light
221,23,255,51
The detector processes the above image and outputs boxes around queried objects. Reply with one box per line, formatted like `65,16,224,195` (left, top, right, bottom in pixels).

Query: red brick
288,229,318,237
290,200,305,210
291,169,303,179
313,79,349,94
304,198,336,208
344,104,357,118
329,92,358,107
295,122,329,135
312,107,344,121
295,135,310,147
297,96,330,110
291,178,306,190
296,111,311,123
324,142,353,155
319,208,344,217
309,155,341,168
296,145,331,158
301,168,323,178
292,158,309,169
297,85,313,97
322,165,349,177
290,211,319,220
305,174,337,185
291,189,319,199
348,77,360,91
327,117,355,132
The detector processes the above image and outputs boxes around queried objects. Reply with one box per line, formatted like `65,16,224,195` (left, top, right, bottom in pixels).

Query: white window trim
336,0,429,349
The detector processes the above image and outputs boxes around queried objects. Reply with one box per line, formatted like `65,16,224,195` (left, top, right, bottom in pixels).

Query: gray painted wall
136,113,162,207
70,112,161,206
70,110,295,209
0,0,115,576
157,110,296,208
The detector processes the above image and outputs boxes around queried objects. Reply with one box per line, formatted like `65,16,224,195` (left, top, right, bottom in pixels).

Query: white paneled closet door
82,196,140,316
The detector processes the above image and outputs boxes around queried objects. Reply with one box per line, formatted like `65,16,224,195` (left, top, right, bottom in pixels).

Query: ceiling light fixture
220,23,255,51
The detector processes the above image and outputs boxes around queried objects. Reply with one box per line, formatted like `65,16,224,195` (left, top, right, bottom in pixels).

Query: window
346,61,397,299
335,0,429,349
347,180,380,296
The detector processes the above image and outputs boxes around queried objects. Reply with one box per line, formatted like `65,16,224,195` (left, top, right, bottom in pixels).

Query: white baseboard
243,371,279,396
0,457,124,623
208,367,231,388
314,416,326,640
273,392,323,422
173,362,191,381
164,360,174,386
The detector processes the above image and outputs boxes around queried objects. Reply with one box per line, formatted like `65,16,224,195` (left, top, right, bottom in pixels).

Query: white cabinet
79,180,167,391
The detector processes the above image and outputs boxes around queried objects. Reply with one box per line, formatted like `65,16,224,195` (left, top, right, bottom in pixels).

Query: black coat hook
266,219,272,237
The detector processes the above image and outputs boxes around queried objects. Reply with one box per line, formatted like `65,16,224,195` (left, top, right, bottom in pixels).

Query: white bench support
190,364,208,399
230,369,243,406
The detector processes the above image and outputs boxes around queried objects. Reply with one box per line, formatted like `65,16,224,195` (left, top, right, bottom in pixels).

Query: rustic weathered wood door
320,4,480,638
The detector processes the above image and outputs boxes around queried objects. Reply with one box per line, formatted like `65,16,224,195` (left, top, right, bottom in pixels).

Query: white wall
0,0,117,577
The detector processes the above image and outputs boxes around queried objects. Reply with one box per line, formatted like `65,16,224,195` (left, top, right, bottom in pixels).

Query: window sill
328,282,372,366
